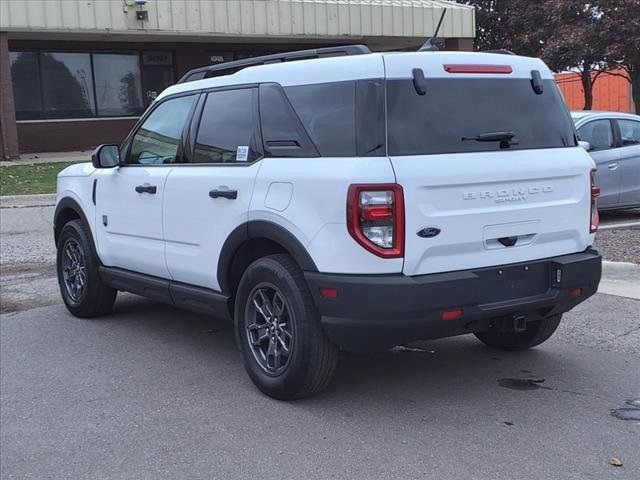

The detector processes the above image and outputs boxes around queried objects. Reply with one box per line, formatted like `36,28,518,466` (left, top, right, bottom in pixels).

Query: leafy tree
601,0,640,113
469,0,545,56
540,0,609,110
468,0,612,110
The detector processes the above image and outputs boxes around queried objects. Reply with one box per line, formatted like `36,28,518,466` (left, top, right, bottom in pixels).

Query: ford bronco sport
55,45,602,399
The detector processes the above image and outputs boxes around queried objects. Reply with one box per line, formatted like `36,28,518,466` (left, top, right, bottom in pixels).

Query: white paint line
598,221,640,231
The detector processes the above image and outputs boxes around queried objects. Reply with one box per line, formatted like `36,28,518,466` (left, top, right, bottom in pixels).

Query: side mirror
578,140,591,152
91,144,120,168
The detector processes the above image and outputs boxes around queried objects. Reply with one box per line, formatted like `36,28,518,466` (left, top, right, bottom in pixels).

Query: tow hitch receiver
513,314,527,333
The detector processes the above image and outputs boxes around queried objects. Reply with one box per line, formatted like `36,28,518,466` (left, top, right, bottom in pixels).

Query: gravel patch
0,205,55,266
594,226,640,264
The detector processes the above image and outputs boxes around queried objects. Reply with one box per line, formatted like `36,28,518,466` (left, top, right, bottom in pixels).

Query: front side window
193,89,260,164
387,78,576,156
578,120,614,151
128,95,196,165
617,119,640,146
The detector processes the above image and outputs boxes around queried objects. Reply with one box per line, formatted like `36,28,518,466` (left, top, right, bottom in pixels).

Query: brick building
0,0,476,158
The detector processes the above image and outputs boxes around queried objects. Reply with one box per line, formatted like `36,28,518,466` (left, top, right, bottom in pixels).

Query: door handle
209,188,238,199
608,162,619,170
135,184,157,194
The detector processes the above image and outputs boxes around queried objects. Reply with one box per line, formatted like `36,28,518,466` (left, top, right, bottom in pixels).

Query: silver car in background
571,111,640,210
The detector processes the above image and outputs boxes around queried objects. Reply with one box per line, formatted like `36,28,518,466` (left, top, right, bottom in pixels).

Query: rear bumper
304,249,601,352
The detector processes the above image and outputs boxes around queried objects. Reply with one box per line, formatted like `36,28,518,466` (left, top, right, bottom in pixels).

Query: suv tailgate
383,52,595,276
391,148,593,275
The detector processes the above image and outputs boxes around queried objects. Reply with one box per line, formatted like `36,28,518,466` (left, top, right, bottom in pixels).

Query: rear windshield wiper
462,131,518,149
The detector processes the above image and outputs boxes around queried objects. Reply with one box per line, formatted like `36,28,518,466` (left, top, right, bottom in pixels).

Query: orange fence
555,69,634,113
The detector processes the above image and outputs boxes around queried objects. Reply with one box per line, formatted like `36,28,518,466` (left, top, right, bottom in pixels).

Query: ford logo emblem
417,227,441,238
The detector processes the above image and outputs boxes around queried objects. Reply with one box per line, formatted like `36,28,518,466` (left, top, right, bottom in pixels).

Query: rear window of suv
387,78,576,156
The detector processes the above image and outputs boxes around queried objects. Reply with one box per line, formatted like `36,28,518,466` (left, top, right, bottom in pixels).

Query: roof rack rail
482,49,516,55
177,44,371,84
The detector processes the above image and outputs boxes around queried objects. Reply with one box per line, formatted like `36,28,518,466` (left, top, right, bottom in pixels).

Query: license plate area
475,262,549,303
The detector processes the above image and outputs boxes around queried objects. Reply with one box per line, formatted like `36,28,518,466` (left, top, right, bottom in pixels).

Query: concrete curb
0,151,90,167
599,260,640,300
599,221,640,230
0,194,56,209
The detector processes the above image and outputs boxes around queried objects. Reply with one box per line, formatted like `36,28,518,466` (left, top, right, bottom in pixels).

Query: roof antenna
419,8,447,52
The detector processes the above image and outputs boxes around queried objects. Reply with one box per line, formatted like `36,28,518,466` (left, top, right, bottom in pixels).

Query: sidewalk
0,151,91,167
599,261,640,299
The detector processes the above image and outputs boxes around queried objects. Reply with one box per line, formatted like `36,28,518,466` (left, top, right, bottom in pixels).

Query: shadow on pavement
106,295,583,407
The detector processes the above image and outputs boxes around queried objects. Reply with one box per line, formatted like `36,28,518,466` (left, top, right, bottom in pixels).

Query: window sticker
236,145,249,162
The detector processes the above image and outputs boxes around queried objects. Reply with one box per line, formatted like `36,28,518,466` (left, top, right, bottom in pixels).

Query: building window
9,52,43,120
93,53,143,116
41,52,95,118
9,50,174,120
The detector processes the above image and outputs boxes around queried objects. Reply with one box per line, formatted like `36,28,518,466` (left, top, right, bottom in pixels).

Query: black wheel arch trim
217,220,318,295
54,197,92,246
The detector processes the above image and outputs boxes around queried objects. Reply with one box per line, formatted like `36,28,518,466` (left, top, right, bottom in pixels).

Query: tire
234,254,338,400
474,314,562,351
56,219,117,318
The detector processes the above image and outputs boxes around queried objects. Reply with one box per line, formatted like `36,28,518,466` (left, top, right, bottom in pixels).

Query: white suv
55,45,602,399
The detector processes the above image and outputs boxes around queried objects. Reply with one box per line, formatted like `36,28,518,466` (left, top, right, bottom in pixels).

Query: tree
468,1,545,56
468,0,611,110
601,0,640,113
539,1,609,110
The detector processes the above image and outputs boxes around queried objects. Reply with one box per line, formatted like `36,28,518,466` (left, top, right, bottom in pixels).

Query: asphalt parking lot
1,293,639,480
1,202,639,479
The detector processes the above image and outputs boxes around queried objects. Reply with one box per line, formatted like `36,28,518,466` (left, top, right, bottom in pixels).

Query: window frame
612,118,640,148
258,82,320,158
120,91,201,167
577,119,616,152
184,83,264,167
9,49,176,120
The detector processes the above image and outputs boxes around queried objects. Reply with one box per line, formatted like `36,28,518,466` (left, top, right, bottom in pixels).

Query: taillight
347,184,404,258
590,169,599,233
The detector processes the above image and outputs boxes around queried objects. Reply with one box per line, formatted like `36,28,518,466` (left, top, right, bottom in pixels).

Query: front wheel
56,219,117,318
474,314,562,351
234,254,338,400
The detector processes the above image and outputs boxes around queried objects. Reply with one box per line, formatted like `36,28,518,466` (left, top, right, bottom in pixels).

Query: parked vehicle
55,46,602,399
571,111,640,211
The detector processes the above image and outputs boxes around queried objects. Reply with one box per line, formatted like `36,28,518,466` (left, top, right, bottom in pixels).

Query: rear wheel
474,314,562,351
56,219,117,318
234,254,338,400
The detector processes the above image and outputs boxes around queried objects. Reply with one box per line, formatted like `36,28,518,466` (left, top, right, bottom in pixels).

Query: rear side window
578,120,614,151
617,119,640,146
387,78,576,156
284,82,356,157
193,88,261,163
